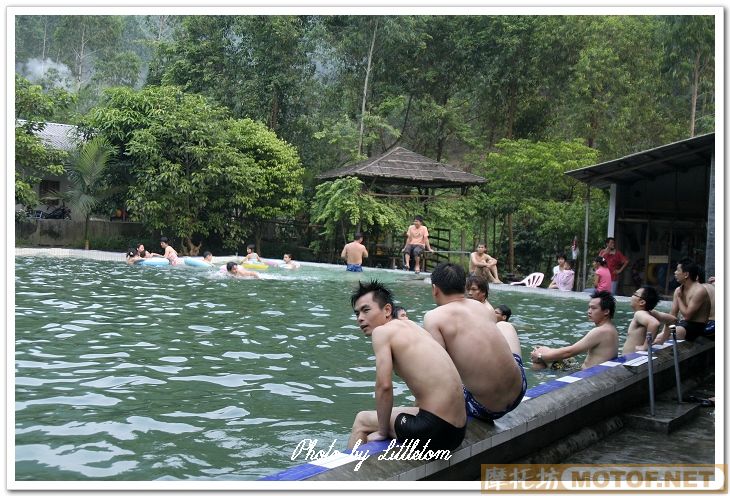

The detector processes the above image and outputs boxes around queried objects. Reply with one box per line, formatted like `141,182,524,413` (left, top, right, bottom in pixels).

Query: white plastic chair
509,272,544,288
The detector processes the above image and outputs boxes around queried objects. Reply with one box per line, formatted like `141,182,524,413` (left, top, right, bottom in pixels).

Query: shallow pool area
14,253,639,480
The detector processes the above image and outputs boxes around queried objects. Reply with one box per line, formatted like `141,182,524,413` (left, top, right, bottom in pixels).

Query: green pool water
14,256,635,480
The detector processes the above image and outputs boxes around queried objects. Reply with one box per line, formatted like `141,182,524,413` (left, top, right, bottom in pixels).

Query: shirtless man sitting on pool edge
424,263,527,422
348,280,466,451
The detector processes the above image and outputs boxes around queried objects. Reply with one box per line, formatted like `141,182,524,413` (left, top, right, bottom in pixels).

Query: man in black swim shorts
347,280,466,451
655,260,711,344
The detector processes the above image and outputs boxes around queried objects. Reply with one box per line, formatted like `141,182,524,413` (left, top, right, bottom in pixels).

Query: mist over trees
14,13,715,269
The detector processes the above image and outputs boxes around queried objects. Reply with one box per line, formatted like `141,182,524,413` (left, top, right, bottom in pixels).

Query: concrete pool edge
263,338,714,481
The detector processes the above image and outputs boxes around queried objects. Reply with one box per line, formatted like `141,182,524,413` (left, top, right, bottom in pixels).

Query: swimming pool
14,255,637,480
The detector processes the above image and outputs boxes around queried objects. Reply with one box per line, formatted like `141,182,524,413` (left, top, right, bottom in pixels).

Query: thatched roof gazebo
316,146,485,197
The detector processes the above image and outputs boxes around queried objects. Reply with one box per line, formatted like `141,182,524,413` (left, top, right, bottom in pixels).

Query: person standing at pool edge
598,237,629,295
348,280,466,451
402,215,432,274
341,233,368,272
424,263,527,422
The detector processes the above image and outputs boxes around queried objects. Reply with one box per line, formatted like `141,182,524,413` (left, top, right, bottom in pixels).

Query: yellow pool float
241,261,269,270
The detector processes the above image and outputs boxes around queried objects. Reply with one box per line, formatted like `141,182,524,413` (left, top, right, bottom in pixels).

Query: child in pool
242,244,262,263
279,253,300,269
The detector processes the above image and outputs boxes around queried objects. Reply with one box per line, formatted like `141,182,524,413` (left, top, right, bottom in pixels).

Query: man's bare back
373,318,466,427
341,239,368,265
424,296,523,414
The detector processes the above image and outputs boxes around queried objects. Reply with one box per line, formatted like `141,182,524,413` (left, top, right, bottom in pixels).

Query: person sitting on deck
549,258,575,291
401,216,432,274
424,263,527,422
654,259,712,343
585,256,612,293
347,280,466,451
531,291,619,370
623,285,676,355
469,242,503,284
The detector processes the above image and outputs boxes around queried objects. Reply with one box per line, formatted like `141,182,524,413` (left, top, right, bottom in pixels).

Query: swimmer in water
227,261,260,279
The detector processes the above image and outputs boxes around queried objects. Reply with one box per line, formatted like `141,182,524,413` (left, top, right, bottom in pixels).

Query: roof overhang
564,133,715,189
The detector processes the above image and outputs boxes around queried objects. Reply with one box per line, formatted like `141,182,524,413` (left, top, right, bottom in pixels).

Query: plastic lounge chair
509,272,544,288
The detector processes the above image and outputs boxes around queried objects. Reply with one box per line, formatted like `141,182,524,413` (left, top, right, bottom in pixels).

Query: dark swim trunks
678,319,708,341
346,264,363,272
394,408,466,451
463,354,528,421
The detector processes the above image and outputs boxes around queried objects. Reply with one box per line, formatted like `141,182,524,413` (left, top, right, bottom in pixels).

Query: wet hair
413,215,424,223
594,256,608,266
465,274,489,298
431,263,467,295
496,304,512,321
283,253,292,258
638,285,659,311
160,236,169,244
226,261,238,272
354,233,363,241
247,244,256,251
678,258,700,281
590,290,616,318
126,248,136,258
351,280,394,310
392,306,407,319
203,251,212,258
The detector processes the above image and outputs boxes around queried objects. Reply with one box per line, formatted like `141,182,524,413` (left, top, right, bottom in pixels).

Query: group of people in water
347,254,716,451
125,239,300,278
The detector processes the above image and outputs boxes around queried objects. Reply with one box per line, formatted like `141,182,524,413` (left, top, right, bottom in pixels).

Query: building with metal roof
565,133,716,295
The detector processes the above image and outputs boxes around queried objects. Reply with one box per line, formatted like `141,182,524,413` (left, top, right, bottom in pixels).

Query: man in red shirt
598,237,629,295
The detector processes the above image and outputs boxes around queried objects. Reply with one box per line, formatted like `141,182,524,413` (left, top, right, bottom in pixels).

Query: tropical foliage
14,14,715,268
82,85,304,252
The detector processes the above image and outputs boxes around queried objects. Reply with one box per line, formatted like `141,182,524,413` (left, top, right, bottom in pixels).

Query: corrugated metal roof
317,147,486,188
16,119,80,151
565,133,715,189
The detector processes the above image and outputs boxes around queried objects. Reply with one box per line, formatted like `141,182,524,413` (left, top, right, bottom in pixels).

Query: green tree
475,139,601,271
14,75,73,207
83,85,304,252
309,177,403,257
46,136,117,249
53,16,124,91
661,16,714,137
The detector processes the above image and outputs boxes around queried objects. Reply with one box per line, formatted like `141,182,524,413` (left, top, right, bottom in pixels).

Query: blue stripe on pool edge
259,463,329,481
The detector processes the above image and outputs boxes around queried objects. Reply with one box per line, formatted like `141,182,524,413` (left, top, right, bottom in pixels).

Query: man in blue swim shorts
348,280,466,451
341,233,368,272
424,263,527,422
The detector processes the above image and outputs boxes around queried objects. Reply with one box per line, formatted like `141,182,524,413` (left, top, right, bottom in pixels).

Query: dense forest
14,14,715,275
